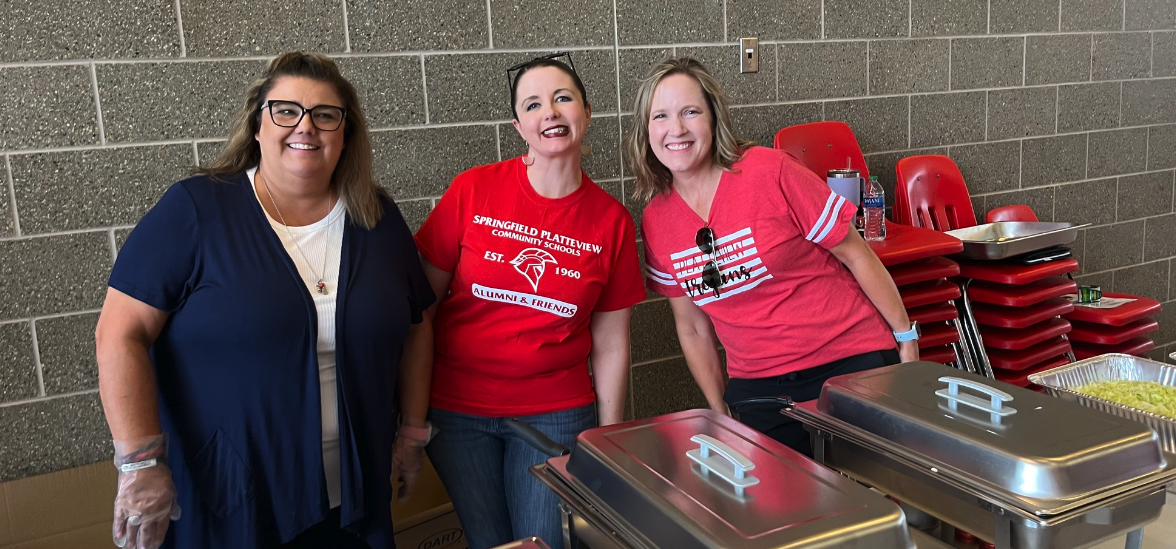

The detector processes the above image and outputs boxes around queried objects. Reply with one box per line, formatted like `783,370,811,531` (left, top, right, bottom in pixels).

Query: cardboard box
394,504,467,549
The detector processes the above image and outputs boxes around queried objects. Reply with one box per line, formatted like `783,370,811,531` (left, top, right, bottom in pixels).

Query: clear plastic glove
391,433,425,502
113,435,182,549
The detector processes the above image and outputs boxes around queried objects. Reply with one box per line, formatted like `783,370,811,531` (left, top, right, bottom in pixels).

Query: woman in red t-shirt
413,54,646,549
626,57,919,455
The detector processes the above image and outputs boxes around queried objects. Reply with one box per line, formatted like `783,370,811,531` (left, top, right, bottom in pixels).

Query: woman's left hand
898,340,920,363
391,435,425,502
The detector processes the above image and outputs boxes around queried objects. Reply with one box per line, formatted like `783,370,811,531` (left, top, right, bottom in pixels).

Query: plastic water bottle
863,175,886,241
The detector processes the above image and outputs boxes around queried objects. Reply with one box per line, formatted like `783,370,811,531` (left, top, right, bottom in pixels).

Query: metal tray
944,222,1088,260
1028,353,1176,455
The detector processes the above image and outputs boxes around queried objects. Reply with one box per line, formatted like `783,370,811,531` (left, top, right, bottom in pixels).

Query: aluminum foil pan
1028,353,1176,455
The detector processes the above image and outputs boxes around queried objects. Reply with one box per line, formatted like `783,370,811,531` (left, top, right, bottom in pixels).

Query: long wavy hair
195,52,385,229
625,57,754,203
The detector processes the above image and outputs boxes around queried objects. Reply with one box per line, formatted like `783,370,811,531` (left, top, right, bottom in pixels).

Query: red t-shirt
641,147,895,379
415,158,646,416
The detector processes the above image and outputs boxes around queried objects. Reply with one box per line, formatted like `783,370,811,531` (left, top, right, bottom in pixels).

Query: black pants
279,508,370,549
724,349,900,457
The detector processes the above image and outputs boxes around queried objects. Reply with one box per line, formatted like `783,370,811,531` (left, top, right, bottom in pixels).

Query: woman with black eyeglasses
95,53,434,549
414,53,645,549
627,58,918,456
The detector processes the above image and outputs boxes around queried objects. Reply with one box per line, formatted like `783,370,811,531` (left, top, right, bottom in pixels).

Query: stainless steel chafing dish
945,222,1088,260
526,409,914,549
784,361,1176,549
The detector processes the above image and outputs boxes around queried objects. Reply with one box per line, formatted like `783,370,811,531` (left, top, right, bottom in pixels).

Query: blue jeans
426,405,597,549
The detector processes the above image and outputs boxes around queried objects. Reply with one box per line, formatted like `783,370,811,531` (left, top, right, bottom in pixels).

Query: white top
249,168,346,508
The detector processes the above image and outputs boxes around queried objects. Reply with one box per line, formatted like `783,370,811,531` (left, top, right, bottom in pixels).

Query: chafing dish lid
816,362,1166,502
561,409,911,549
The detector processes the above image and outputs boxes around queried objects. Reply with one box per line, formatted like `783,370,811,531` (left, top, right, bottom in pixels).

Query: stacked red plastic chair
985,206,1163,362
894,155,1078,385
775,124,971,370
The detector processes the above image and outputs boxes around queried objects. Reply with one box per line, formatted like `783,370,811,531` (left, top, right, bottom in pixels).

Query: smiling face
255,76,346,183
647,73,716,181
511,65,592,161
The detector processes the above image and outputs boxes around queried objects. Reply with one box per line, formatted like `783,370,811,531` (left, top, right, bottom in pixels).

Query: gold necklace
258,172,334,295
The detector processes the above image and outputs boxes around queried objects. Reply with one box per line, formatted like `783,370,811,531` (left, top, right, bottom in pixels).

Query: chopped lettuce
1075,381,1176,419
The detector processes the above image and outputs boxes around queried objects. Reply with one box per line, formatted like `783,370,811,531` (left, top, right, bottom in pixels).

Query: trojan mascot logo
510,247,557,291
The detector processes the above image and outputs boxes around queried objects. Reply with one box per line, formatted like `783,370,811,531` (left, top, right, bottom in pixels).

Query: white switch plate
740,37,759,73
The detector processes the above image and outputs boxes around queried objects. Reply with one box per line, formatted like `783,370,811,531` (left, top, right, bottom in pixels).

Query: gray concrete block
778,42,868,101
727,0,822,40
491,0,612,48
1071,230,1087,272
1085,220,1145,271
1125,0,1176,30
500,115,623,181
981,186,1056,222
1092,33,1153,81
1172,259,1176,300
195,141,225,167
631,357,709,419
1145,214,1176,261
1026,34,1092,86
181,0,344,57
870,40,950,95
911,0,987,36
337,56,426,128
0,66,100,151
1061,0,1123,31
1122,79,1176,127
97,60,269,143
0,233,111,322
949,141,1021,195
824,96,908,153
618,48,674,113
1148,124,1176,170
1088,128,1148,178
425,50,616,124
616,0,723,45
1054,178,1117,227
1149,306,1176,350
990,0,1060,33
0,0,179,62
346,0,488,51
35,313,99,396
1119,171,1175,221
1022,134,1087,188
863,147,948,202
909,92,985,148
2,172,13,238
396,199,433,234
1057,82,1121,133
1113,261,1169,302
10,145,190,235
0,392,109,482
371,126,497,200
824,0,908,39
0,322,37,403
1155,32,1176,77
677,45,777,106
987,87,1056,140
951,37,1024,90
115,229,133,252
729,103,823,148
630,299,681,363
1074,270,1113,289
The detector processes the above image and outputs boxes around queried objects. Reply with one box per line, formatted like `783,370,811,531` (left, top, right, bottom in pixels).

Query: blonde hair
195,52,386,229
625,57,754,203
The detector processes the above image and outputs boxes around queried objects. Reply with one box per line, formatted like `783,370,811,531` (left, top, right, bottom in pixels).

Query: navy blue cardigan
109,173,434,548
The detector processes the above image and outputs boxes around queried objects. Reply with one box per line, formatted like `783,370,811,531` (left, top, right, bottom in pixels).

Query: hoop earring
580,144,592,156
522,144,535,166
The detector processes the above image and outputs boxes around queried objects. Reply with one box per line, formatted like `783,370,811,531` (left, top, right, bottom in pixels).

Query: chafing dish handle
727,395,795,411
935,376,1017,417
505,418,571,457
685,435,760,496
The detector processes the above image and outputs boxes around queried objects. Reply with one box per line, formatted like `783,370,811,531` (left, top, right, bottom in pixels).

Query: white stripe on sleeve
805,194,837,241
812,195,847,245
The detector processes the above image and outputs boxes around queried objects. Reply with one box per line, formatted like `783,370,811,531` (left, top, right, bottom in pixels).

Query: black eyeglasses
696,227,722,298
260,100,346,131
506,52,577,98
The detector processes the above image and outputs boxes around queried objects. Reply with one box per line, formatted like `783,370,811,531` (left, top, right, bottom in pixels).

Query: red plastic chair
893,155,978,231
986,205,1039,223
774,121,870,180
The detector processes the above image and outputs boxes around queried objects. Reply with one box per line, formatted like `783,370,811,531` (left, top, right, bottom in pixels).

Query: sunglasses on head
696,227,722,298
506,52,577,99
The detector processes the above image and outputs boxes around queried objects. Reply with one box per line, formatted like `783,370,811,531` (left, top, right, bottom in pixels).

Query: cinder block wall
1,0,1174,480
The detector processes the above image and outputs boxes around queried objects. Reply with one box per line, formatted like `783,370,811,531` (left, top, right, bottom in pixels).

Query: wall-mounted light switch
740,37,759,73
